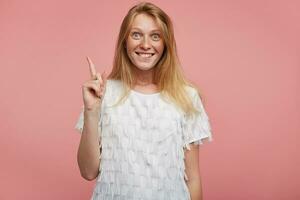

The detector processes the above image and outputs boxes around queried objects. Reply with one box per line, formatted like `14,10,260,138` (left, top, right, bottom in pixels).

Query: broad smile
135,52,155,58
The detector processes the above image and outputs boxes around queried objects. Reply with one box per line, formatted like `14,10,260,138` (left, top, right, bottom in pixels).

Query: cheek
126,45,135,57
126,38,134,49
126,41,139,53
156,43,165,55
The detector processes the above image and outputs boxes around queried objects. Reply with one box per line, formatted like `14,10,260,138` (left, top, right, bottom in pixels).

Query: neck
133,67,155,86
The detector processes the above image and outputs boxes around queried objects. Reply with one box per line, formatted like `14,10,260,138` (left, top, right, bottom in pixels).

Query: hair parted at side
107,1,204,116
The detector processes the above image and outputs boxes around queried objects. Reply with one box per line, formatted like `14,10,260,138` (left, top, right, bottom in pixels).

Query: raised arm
77,57,107,181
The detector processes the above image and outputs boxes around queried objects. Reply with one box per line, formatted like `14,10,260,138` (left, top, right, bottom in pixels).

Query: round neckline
130,89,160,96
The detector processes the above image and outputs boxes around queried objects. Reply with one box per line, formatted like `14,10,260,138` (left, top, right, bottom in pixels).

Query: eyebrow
131,27,161,33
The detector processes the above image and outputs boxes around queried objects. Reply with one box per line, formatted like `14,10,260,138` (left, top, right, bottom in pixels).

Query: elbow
80,171,99,181
78,162,100,181
77,155,100,181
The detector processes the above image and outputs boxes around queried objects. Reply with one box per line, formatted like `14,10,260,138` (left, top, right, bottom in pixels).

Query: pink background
1,0,299,199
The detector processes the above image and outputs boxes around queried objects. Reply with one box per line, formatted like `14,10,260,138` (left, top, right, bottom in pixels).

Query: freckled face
126,13,165,71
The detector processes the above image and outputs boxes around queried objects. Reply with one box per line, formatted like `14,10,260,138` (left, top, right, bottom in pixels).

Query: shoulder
105,79,124,94
183,85,199,98
183,84,206,110
106,79,122,89
103,79,126,105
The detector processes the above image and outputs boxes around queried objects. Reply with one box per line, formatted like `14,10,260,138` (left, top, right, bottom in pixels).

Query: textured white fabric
75,79,212,200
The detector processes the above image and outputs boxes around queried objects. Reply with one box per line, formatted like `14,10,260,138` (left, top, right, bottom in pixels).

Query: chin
134,64,155,71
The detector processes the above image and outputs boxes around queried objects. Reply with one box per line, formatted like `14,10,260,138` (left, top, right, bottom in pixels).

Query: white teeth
138,53,153,58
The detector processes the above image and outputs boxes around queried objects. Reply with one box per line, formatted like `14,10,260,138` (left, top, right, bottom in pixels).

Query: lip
135,52,154,61
135,51,155,55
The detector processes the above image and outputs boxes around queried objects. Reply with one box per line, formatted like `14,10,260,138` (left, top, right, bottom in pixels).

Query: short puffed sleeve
182,88,213,150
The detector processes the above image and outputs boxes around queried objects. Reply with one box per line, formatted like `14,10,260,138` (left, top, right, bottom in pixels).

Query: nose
140,36,151,50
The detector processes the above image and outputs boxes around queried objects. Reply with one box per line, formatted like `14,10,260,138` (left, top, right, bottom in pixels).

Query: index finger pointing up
86,56,97,79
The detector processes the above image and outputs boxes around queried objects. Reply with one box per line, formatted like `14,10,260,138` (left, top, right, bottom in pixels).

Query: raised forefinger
86,56,97,79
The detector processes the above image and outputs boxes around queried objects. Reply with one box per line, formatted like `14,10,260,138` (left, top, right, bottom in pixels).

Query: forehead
130,13,161,32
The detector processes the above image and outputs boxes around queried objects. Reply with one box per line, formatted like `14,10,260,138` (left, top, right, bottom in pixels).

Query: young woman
75,2,212,200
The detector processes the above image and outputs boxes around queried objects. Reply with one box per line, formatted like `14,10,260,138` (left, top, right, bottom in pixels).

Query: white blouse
75,79,212,200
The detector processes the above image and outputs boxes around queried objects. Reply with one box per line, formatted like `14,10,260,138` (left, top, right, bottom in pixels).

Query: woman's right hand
82,56,107,112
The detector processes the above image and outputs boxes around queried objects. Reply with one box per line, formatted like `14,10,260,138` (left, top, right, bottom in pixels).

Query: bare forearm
186,178,203,200
77,109,101,181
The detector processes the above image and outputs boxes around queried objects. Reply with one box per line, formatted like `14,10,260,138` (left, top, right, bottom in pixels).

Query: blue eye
152,33,160,41
132,32,141,39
